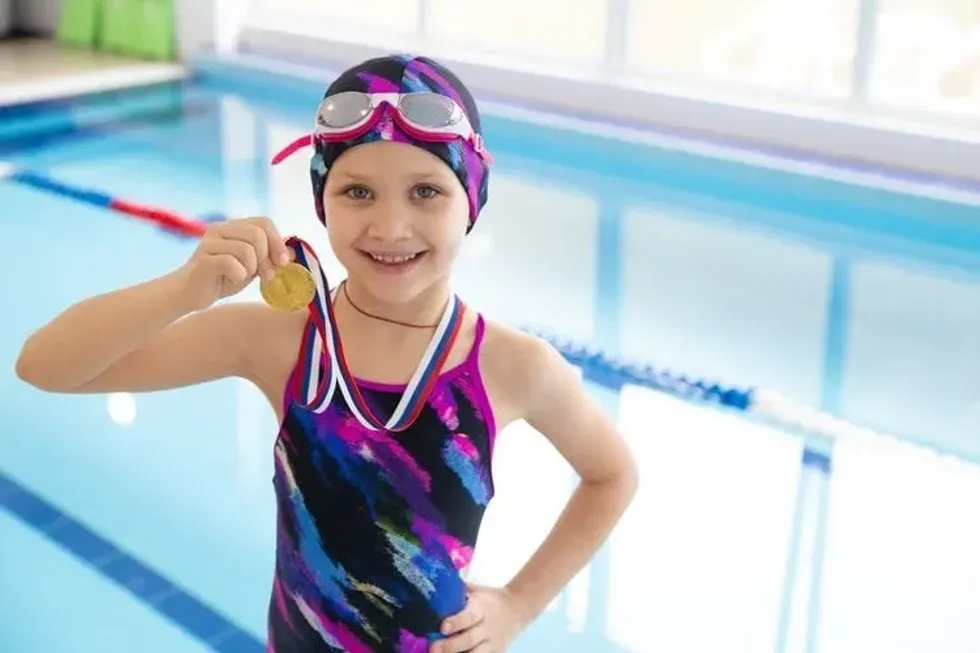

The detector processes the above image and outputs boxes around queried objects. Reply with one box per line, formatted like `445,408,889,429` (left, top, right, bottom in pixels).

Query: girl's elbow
15,352,45,389
620,458,640,498
15,344,62,392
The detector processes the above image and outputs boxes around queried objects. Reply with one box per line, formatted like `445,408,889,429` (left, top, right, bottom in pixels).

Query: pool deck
0,38,185,107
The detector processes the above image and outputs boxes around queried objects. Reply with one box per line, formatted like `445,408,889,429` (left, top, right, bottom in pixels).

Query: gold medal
260,262,315,311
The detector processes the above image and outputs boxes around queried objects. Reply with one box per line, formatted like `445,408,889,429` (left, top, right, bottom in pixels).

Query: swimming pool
1,56,979,653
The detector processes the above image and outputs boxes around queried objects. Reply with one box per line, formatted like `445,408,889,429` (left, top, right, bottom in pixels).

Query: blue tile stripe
0,472,264,653
0,80,186,119
0,99,217,158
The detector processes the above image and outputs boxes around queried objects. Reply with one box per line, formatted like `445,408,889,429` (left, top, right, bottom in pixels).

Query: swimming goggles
271,91,493,165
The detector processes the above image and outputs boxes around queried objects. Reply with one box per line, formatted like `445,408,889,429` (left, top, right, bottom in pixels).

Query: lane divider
0,161,219,238
526,327,971,467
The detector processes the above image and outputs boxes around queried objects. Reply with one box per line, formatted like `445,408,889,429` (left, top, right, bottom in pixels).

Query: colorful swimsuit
266,252,497,651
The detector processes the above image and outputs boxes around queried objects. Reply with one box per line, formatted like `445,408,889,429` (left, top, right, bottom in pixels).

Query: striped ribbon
289,238,336,414
287,237,465,432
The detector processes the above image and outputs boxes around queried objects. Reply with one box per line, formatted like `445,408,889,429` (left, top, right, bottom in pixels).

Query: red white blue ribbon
329,287,464,432
286,237,464,431
288,237,336,414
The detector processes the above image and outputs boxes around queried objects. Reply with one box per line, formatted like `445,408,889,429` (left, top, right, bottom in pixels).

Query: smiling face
322,140,470,305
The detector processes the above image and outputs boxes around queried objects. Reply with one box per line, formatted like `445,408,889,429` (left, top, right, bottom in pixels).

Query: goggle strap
471,134,494,165
271,134,313,165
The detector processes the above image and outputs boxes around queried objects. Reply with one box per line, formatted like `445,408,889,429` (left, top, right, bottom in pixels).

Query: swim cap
310,55,490,231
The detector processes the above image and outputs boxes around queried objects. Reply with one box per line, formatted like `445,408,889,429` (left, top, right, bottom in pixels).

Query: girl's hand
432,583,530,653
179,216,292,311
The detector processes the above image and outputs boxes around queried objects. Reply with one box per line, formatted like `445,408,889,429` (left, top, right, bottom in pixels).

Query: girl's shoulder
475,318,574,426
478,319,552,369
228,300,309,400
475,318,617,463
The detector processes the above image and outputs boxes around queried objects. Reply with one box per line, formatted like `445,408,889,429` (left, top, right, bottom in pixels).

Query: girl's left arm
503,336,639,619
434,335,639,652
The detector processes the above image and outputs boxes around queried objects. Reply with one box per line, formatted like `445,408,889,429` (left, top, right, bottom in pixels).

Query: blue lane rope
523,326,924,458
0,161,221,238
542,332,755,410
8,169,116,208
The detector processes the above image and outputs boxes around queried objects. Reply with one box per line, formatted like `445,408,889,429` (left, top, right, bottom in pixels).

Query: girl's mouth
359,250,428,273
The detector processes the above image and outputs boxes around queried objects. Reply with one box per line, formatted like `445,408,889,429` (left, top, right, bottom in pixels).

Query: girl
16,55,638,652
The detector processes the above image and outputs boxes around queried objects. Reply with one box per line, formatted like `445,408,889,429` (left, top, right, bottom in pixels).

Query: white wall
173,0,216,57
235,27,980,185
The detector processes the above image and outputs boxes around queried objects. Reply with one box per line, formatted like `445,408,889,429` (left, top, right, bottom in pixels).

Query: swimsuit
267,310,497,652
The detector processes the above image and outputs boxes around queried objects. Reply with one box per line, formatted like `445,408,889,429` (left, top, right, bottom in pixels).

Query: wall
234,27,980,185
226,0,980,185
173,0,216,57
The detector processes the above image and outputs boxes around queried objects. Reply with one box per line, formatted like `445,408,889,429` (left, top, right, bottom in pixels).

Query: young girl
16,55,637,652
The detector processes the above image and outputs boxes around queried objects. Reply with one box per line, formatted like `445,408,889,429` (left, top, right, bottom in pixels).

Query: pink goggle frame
271,91,493,166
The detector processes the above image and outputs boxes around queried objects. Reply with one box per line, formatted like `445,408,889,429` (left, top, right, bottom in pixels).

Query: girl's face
322,140,470,305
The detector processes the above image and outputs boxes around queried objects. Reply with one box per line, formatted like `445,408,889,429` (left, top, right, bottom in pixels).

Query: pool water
1,60,979,653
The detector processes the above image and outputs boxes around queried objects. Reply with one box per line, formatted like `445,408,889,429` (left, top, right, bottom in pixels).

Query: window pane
608,386,802,652
627,0,860,96
869,0,980,111
428,0,608,63
815,436,980,653
250,0,420,35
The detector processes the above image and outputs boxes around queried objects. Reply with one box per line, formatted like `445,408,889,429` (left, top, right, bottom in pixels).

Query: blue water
1,59,980,653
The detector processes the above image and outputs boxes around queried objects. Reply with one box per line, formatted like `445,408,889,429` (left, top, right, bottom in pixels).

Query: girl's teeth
370,253,418,264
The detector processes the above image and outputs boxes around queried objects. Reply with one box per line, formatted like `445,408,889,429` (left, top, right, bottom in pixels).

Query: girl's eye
345,186,371,200
413,184,441,200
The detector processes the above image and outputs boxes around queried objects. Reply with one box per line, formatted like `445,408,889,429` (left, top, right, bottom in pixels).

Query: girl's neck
341,277,451,330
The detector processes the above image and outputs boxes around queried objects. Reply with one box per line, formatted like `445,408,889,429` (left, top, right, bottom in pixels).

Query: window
626,0,860,96
869,0,980,110
427,0,608,64
248,0,421,36
838,260,980,454
607,385,801,652
815,437,980,652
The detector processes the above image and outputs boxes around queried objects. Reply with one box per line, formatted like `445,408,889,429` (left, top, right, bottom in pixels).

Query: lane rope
0,161,217,237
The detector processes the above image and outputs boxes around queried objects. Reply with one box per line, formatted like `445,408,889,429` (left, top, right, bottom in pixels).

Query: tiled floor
0,508,216,653
0,473,263,653
0,38,184,105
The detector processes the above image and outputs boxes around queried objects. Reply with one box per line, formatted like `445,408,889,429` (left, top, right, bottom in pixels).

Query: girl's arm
436,331,638,652
502,336,639,620
15,217,290,394
16,283,263,394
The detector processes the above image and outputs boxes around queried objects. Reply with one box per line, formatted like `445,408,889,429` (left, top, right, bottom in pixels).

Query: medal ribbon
328,288,464,432
288,238,335,413
286,237,465,432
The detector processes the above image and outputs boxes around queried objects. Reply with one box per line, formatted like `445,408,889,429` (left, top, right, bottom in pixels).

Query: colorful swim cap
308,55,490,231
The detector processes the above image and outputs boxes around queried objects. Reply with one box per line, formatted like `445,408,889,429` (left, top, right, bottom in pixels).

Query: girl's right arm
15,217,292,394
